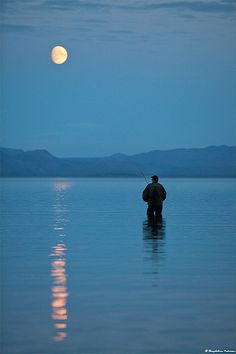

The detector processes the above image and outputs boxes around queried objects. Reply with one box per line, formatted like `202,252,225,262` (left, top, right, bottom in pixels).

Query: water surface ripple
1,178,235,354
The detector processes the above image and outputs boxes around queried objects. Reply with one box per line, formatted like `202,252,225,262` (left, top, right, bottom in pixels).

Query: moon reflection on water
50,181,71,342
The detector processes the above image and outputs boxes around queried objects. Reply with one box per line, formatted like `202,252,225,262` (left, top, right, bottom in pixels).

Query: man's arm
142,186,149,202
162,186,166,201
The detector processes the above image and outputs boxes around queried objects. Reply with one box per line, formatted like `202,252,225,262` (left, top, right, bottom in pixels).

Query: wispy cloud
1,0,235,16
83,18,107,24
0,23,34,32
42,0,111,11
108,29,135,36
138,1,236,13
39,0,236,14
0,0,234,39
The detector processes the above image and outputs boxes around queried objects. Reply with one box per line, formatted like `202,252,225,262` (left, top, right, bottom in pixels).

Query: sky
0,0,235,157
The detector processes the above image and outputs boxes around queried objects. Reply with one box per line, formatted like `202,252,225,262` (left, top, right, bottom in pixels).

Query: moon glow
51,46,68,64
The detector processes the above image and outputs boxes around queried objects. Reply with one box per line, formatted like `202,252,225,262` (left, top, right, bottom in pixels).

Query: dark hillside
0,146,235,177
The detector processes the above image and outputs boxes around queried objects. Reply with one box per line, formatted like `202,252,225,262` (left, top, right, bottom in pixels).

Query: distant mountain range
0,146,235,177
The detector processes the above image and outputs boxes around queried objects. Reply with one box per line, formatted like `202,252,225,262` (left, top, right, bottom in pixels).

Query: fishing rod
137,167,148,184
130,159,149,184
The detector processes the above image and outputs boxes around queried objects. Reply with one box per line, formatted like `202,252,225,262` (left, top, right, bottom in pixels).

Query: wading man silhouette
142,175,167,223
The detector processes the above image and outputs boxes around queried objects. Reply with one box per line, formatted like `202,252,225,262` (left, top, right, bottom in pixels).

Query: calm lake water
0,178,235,354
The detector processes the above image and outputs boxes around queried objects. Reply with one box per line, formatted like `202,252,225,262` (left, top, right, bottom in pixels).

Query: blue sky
0,0,235,157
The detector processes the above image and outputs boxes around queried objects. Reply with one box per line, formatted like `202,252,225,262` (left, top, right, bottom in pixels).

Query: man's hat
151,175,158,181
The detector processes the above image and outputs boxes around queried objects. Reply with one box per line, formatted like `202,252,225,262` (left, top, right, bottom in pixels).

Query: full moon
51,46,68,64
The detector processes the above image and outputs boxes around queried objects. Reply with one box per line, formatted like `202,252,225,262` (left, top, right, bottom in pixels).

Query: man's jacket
142,182,167,206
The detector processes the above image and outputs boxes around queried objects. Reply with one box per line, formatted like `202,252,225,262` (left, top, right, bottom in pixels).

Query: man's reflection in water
143,216,166,283
143,215,165,239
50,181,71,342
